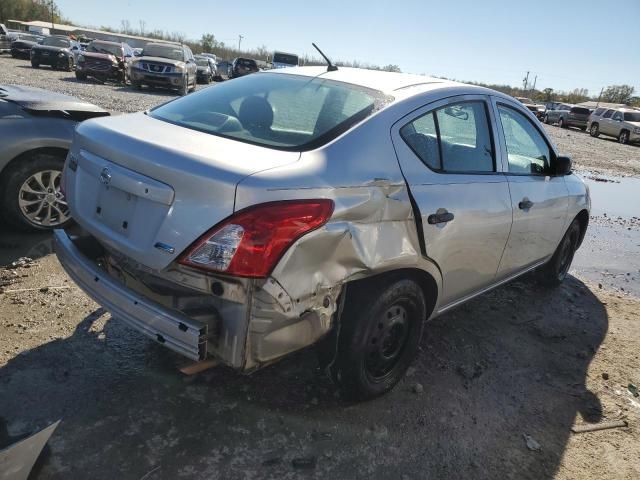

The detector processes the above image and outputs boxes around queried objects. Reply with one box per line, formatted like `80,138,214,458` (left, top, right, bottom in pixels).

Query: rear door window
400,101,495,173
612,111,623,121
593,108,605,116
602,110,614,118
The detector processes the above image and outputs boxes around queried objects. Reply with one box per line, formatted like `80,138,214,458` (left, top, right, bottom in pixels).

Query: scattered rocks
412,383,424,394
602,372,609,380
523,434,541,451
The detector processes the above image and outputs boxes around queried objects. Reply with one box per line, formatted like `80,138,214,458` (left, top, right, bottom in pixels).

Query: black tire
536,219,581,287
31,62,39,68
0,152,73,232
580,127,586,131
75,71,87,81
543,114,549,124
179,75,189,96
11,51,17,58
64,57,74,72
619,130,629,145
559,117,567,129
590,123,600,137
329,277,426,401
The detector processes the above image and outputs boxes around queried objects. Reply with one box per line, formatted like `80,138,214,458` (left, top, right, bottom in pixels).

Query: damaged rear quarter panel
235,115,443,368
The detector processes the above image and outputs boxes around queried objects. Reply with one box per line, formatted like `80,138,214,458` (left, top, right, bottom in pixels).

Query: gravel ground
1,55,639,178
1,54,640,479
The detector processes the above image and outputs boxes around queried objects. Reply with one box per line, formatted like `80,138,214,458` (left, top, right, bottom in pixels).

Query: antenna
312,43,337,72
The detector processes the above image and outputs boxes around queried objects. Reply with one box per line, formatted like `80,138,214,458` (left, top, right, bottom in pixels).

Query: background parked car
0,23,11,54
515,97,546,119
587,107,640,144
194,55,217,84
544,104,591,130
10,33,46,59
216,59,231,80
30,35,80,71
75,40,134,84
229,57,259,78
129,43,197,95
0,84,109,231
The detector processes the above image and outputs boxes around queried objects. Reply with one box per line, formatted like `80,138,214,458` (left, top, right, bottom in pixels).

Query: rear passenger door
392,95,513,308
492,99,569,278
599,109,615,135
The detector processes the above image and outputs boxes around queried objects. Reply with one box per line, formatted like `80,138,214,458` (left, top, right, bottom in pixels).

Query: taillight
179,200,334,278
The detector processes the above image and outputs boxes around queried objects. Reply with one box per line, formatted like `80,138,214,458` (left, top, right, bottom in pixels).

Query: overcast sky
56,0,640,95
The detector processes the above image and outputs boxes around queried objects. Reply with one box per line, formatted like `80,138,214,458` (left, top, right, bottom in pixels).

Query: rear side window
497,105,551,174
593,108,605,116
401,101,494,173
612,111,623,121
602,110,614,118
624,112,640,122
570,107,590,115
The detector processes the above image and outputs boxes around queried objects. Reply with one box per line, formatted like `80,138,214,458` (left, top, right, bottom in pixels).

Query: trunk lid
66,113,300,270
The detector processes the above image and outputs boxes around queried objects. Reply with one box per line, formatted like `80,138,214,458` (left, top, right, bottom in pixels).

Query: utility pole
523,71,530,91
238,34,244,51
596,87,604,107
50,0,55,28
531,75,537,93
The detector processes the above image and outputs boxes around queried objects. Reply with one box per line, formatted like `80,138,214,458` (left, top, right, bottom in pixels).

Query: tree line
0,0,65,25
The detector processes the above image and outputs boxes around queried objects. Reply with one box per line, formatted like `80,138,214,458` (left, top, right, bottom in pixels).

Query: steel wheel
365,304,411,379
590,124,599,137
18,170,70,228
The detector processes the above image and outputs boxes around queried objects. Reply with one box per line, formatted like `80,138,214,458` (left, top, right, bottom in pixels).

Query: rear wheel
559,117,567,129
619,130,629,145
65,56,74,71
329,277,426,401
590,123,599,137
536,219,580,287
0,153,72,232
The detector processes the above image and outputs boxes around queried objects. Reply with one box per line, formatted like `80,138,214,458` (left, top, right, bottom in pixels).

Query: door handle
427,211,455,224
519,199,534,210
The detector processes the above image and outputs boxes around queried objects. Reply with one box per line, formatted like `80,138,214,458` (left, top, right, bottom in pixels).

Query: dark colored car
75,40,134,83
129,43,198,96
230,57,258,78
0,23,10,54
30,35,80,71
0,84,109,231
10,33,45,59
194,55,216,84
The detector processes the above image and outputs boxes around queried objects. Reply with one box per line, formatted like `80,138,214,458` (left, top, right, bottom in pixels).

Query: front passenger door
493,100,569,279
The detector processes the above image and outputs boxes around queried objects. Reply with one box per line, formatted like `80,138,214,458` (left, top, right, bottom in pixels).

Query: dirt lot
1,54,639,479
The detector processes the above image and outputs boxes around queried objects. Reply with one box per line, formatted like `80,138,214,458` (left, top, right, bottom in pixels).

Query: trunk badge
99,167,112,185
154,242,175,254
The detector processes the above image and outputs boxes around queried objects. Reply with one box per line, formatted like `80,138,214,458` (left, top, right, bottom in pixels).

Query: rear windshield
42,37,70,48
149,72,391,150
273,53,298,65
195,58,209,67
570,107,590,115
624,112,640,122
237,58,257,67
143,44,184,61
88,41,121,57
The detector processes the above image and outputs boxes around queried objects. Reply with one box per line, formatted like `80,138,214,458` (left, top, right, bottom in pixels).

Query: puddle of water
580,175,640,218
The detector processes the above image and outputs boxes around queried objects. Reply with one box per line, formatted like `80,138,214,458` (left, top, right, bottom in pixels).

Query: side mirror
554,155,572,175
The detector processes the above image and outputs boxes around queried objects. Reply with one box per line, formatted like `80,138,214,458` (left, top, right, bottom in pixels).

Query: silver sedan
55,66,590,400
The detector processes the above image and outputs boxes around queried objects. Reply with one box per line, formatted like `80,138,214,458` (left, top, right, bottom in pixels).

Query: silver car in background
55,67,590,400
0,85,108,231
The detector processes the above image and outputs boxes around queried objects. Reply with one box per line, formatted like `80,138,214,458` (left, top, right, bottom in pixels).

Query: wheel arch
575,209,589,249
0,147,69,180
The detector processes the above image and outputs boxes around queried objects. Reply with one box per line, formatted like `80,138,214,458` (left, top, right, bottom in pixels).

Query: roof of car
269,66,454,95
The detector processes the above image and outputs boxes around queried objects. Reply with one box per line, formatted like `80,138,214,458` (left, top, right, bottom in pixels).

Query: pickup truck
543,104,591,130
